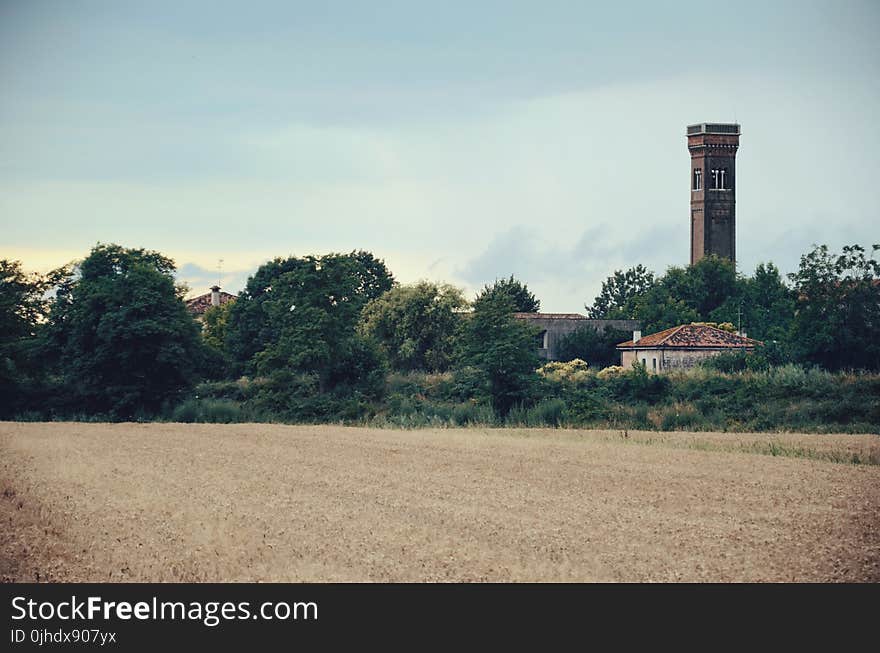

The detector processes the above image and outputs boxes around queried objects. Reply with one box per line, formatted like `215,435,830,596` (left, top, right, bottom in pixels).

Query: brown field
1,422,879,582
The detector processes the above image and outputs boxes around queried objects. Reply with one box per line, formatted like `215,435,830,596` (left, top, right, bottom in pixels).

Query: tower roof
687,123,740,136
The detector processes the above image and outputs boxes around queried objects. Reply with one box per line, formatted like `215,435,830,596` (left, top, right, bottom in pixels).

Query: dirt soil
1,422,878,582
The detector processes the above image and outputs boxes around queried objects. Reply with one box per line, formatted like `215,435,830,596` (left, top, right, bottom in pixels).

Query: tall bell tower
687,122,740,265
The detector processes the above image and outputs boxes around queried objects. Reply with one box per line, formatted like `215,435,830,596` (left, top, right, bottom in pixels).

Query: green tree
587,265,655,319
458,294,540,415
202,301,234,352
624,286,700,334
556,326,632,369
359,281,467,372
788,243,880,370
199,301,236,379
45,244,207,418
473,275,540,313
662,256,740,319
603,256,741,334
710,262,795,343
225,251,393,393
0,260,69,417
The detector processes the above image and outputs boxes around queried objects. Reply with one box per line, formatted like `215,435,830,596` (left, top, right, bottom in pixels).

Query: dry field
1,422,879,582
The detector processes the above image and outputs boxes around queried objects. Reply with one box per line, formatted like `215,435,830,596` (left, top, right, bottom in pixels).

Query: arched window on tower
693,168,702,190
710,167,730,190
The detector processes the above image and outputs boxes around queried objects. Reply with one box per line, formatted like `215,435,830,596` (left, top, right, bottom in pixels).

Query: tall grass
150,365,880,434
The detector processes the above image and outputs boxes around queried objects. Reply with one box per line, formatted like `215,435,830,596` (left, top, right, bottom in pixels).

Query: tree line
587,245,880,371
1,241,878,422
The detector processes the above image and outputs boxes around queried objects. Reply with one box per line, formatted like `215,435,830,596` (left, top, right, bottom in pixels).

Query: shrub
658,403,702,431
566,391,612,424
597,365,625,379
452,401,495,426
537,359,591,384
530,398,567,427
603,362,670,403
506,398,568,427
170,398,242,423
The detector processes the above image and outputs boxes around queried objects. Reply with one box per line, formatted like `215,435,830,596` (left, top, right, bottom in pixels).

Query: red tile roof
185,290,237,316
617,323,761,349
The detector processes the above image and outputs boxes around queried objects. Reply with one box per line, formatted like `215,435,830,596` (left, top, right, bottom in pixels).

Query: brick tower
687,123,740,264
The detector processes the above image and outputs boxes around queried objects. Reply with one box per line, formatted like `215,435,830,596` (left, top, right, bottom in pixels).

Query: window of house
536,330,548,350
693,168,702,190
642,358,646,367
652,358,657,371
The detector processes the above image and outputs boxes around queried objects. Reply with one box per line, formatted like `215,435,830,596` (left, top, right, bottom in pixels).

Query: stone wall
514,315,640,362
622,347,750,372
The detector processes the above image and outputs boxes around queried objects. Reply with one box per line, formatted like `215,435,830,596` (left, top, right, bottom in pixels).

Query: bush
602,363,671,403
537,359,591,384
530,398,567,427
170,398,242,423
703,351,752,373
658,403,702,431
506,398,568,427
597,365,625,379
131,366,880,433
452,401,495,426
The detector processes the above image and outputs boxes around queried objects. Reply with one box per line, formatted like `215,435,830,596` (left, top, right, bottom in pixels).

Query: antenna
217,258,224,287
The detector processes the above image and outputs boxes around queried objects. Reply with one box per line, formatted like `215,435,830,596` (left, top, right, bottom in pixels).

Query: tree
45,244,207,418
556,326,632,369
662,256,739,319
202,301,233,352
199,301,235,379
710,262,795,342
225,251,394,393
473,275,540,313
788,243,880,370
458,294,540,415
587,265,655,319
359,281,467,372
596,256,741,334
0,260,69,417
623,285,700,334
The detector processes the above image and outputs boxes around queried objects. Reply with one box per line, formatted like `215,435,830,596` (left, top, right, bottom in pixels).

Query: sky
1,1,878,311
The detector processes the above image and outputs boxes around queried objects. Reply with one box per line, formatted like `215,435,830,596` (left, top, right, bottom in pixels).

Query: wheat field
1,422,878,582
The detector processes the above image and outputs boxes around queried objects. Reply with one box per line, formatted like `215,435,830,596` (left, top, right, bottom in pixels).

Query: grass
599,428,880,465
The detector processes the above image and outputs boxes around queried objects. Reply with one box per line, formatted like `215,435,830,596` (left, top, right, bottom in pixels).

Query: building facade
617,323,760,372
513,313,641,362
688,123,740,265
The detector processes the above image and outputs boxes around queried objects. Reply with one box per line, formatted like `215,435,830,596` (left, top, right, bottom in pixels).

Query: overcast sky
2,1,878,311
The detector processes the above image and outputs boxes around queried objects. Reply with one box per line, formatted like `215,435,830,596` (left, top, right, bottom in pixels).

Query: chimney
633,330,641,343
210,285,221,307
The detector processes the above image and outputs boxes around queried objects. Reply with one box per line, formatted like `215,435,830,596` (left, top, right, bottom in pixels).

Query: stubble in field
1,422,878,582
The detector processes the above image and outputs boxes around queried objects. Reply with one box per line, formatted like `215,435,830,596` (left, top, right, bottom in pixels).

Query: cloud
3,70,878,314
456,223,651,311
176,262,253,298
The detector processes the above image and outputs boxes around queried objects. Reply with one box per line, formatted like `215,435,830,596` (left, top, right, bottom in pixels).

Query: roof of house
185,290,237,316
513,312,586,320
616,323,762,350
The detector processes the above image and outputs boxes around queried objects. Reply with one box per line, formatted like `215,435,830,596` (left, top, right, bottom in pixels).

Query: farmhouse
616,323,761,372
513,313,640,361
185,285,236,320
